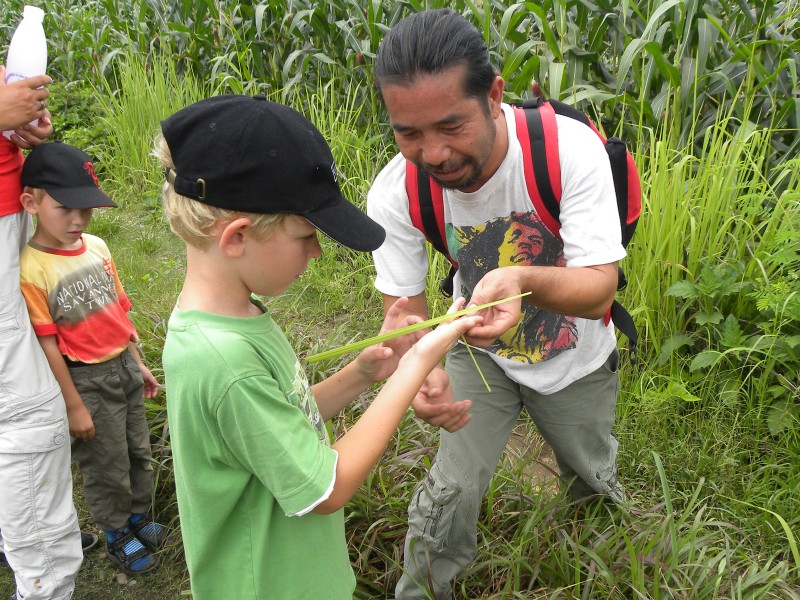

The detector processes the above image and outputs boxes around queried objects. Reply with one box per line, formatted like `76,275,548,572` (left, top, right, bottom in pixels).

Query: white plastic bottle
3,5,48,140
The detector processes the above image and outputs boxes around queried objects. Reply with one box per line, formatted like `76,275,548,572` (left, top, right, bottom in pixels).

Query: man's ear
19,190,39,215
488,74,505,118
217,217,253,258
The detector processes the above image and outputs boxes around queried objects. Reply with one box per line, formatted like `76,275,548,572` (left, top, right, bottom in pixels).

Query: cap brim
305,196,385,252
46,186,117,209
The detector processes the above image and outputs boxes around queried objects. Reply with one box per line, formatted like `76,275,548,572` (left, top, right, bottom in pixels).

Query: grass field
1,1,798,595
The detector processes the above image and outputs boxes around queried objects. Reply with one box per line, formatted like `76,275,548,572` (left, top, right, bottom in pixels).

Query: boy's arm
312,306,481,514
311,296,425,421
310,360,378,421
127,341,160,399
37,335,95,441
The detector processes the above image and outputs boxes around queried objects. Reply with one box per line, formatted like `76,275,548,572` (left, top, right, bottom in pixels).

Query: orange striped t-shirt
20,233,137,363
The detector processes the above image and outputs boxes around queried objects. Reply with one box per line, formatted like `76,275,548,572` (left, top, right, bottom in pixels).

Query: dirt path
505,422,560,494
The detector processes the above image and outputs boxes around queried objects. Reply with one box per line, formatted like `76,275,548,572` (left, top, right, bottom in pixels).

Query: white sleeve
366,154,430,297
556,116,627,268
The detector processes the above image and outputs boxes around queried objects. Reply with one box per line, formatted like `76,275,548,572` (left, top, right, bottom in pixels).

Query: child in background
18,142,169,576
156,95,482,599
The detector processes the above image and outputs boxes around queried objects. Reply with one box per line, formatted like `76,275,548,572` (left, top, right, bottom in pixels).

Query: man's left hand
462,267,524,348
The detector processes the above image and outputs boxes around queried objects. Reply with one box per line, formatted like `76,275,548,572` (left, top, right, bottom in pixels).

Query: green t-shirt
163,300,355,599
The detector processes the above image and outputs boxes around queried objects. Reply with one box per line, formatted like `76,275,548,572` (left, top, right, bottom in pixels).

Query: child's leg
69,358,138,533
118,348,154,517
117,349,173,552
69,352,158,574
0,211,83,600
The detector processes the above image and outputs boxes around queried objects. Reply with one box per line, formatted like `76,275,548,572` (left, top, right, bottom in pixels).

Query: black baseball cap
21,142,117,209
160,95,385,252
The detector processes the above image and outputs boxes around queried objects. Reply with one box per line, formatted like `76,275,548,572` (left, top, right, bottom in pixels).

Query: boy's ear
19,191,39,215
217,217,253,258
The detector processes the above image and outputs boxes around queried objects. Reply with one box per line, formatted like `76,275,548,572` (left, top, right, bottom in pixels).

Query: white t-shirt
367,103,626,394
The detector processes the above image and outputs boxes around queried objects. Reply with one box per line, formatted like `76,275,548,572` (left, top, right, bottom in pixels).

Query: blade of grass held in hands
305,292,531,364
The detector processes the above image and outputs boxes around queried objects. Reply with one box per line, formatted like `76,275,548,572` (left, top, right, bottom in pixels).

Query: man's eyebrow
392,113,465,132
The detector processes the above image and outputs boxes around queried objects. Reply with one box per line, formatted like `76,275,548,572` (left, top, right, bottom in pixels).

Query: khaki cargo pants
69,348,154,531
396,344,622,599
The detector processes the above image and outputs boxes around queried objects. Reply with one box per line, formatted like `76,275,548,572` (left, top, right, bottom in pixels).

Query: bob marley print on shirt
448,210,578,364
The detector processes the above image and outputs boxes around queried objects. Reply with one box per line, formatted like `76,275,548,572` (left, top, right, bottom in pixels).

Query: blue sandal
129,513,173,552
105,527,158,575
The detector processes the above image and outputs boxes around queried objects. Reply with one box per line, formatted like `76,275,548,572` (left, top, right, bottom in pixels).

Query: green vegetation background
1,0,798,598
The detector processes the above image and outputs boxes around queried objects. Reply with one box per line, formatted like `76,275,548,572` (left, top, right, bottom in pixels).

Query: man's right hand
411,366,472,432
0,66,52,132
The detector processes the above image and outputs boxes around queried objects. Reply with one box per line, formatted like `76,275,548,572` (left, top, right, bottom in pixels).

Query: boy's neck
178,246,264,318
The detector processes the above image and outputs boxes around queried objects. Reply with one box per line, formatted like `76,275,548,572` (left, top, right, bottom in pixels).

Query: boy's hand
139,364,160,399
354,297,426,383
354,344,399,383
378,296,425,358
68,403,95,441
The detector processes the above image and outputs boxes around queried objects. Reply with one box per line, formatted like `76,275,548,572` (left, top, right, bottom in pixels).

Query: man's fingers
442,413,471,432
24,73,52,89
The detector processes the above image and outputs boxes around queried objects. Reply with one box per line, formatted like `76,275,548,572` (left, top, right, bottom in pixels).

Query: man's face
381,65,505,193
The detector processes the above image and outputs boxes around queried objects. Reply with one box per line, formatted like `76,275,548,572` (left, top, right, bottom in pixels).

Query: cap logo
330,161,338,183
84,161,99,187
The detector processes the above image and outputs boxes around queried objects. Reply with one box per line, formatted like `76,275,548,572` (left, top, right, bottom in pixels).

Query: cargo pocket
408,465,461,552
0,307,22,339
0,418,68,454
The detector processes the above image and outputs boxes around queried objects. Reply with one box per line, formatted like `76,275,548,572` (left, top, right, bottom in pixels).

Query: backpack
405,97,642,361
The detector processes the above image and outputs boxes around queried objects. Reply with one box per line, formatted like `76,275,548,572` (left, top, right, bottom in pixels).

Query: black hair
374,9,496,102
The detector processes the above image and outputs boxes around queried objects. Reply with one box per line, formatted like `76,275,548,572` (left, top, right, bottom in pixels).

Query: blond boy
19,142,168,576
157,95,482,599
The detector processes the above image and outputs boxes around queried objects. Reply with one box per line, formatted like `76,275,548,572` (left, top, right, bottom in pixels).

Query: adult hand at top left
0,65,52,134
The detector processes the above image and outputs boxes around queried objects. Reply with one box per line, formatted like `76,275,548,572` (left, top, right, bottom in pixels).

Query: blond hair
153,136,288,249
24,187,48,202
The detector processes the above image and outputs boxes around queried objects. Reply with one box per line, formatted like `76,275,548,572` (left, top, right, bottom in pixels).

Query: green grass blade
305,292,531,363
721,495,800,569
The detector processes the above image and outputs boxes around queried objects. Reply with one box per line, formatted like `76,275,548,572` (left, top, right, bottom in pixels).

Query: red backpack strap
513,102,562,240
405,161,457,267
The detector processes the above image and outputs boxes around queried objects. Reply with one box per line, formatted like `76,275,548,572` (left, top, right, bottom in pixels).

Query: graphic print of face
451,211,576,363
498,215,566,267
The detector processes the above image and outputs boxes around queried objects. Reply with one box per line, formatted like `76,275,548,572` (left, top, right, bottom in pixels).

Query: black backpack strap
610,299,638,364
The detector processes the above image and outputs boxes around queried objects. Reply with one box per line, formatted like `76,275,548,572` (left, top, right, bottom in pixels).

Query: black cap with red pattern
21,142,117,209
